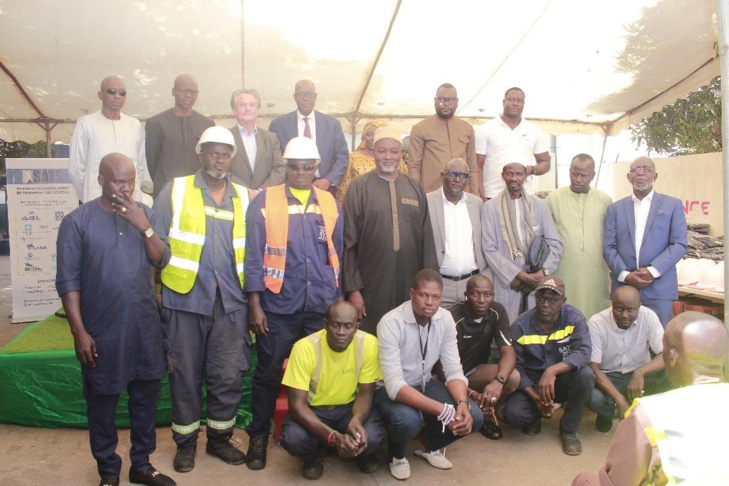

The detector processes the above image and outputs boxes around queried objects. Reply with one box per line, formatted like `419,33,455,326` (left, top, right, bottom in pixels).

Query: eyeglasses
175,89,199,96
535,294,562,306
629,167,654,174
287,163,316,172
204,152,232,161
104,88,127,97
436,96,458,105
444,171,469,180
295,91,317,98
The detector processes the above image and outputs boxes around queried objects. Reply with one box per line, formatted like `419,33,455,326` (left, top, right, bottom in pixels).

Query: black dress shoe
129,466,176,486
246,433,269,470
302,457,324,480
99,478,119,486
356,453,379,474
596,414,613,432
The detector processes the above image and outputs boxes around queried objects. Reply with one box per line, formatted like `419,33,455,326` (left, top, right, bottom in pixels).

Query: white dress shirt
440,193,478,276
237,124,258,171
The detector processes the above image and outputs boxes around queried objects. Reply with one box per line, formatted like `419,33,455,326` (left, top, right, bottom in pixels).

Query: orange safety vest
262,184,340,294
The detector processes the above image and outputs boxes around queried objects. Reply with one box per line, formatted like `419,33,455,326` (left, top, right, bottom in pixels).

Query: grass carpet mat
0,314,255,429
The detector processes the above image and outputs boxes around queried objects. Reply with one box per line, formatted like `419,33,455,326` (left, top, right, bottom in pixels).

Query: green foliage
0,140,56,173
630,76,721,156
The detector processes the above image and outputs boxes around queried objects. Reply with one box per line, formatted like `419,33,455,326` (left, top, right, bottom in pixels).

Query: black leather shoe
302,458,324,480
246,433,269,470
173,446,196,473
129,466,176,486
206,436,246,465
522,415,542,436
99,478,119,486
356,453,379,474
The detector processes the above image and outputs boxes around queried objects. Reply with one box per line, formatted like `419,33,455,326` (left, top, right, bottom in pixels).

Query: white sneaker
389,457,411,480
413,448,453,470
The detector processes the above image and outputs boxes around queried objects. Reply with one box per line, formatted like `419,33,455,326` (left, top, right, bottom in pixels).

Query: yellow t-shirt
288,187,312,206
282,329,382,407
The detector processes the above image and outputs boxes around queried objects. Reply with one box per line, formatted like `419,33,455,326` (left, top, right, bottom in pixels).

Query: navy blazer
603,192,687,301
268,110,349,185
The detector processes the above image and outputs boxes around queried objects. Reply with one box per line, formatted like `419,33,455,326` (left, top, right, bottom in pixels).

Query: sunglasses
287,163,316,172
104,88,127,97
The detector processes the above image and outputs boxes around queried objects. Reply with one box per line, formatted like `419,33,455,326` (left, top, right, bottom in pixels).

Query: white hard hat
196,126,237,157
696,264,723,290
677,259,703,286
283,136,320,161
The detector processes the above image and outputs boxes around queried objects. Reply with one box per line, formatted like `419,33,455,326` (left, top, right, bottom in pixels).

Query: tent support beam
716,0,729,323
594,124,611,187
0,59,59,154
351,0,402,117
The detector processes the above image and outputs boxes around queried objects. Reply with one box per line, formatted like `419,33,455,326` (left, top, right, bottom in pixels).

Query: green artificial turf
0,314,73,354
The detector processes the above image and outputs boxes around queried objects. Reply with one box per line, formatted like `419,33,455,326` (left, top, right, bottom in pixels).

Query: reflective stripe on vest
171,420,201,435
262,185,340,294
161,175,248,294
516,325,575,345
634,383,729,485
307,331,366,404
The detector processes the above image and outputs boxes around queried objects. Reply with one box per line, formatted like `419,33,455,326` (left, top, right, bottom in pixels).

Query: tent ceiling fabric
0,0,720,142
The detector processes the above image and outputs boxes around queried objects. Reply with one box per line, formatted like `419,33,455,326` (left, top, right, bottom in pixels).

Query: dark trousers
501,366,594,434
164,297,249,447
86,379,160,479
280,404,386,461
588,369,673,418
374,380,484,459
247,310,326,437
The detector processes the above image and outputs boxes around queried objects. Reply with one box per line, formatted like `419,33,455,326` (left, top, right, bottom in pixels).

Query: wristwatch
495,374,507,385
143,227,155,238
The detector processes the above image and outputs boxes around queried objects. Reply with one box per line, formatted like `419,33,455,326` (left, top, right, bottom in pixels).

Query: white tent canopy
0,0,720,144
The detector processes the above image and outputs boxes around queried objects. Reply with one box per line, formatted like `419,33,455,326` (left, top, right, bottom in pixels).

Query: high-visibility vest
161,175,248,294
633,382,729,485
306,331,366,404
262,184,340,294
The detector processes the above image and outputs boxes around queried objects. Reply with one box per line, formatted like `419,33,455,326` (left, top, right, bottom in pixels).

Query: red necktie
304,117,312,138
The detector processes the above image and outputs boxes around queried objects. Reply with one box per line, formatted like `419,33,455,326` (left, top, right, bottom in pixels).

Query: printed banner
6,159,78,323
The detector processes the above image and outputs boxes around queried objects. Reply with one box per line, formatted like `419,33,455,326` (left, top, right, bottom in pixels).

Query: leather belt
440,269,479,282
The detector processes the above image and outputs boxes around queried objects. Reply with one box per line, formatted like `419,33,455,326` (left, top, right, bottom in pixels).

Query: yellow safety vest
306,331,366,404
634,382,729,485
161,175,248,294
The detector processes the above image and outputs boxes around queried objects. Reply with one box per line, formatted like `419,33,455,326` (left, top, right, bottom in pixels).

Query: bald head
611,286,641,329
99,152,134,177
466,274,492,293
664,311,729,386
326,300,358,323
100,75,124,91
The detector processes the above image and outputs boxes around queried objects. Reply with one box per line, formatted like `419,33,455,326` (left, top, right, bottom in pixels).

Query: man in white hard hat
154,125,251,473
244,136,344,470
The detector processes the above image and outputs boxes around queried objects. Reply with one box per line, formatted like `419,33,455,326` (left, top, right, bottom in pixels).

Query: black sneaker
246,433,269,470
129,466,176,486
356,453,379,474
596,414,613,432
206,436,246,465
522,414,542,436
99,478,119,486
560,430,583,456
173,446,196,473
302,457,324,480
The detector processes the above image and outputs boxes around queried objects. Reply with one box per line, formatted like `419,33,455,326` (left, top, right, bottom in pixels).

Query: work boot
302,457,324,480
173,446,196,473
206,434,246,465
522,414,542,436
246,433,269,470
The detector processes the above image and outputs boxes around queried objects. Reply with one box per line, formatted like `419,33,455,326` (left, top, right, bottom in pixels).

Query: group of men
57,74,696,485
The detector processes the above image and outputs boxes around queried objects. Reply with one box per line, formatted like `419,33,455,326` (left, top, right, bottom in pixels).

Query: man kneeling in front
280,301,385,479
375,269,483,480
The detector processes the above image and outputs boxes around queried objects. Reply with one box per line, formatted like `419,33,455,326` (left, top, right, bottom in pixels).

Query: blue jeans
374,380,483,459
588,369,673,418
